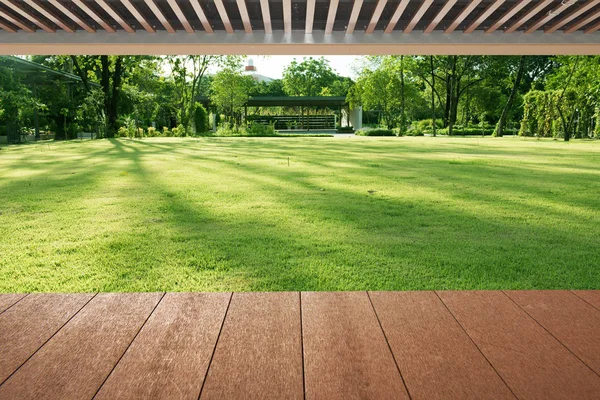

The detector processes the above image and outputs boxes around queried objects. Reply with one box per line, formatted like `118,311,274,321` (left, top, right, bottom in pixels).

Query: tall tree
282,57,339,96
210,67,254,124
494,56,526,137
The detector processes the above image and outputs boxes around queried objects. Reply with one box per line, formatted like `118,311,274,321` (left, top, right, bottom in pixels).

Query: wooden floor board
200,292,303,400
0,293,26,314
369,291,515,399
95,292,230,400
573,290,600,310
438,290,600,399
302,291,409,400
0,292,163,400
0,293,94,384
506,290,600,376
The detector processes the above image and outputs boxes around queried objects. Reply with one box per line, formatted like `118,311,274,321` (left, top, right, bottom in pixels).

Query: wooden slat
189,0,213,33
0,293,163,399
505,0,554,33
305,0,315,33
260,0,271,33
0,293,25,313
201,292,303,399
445,0,482,34
573,290,600,310
325,0,339,34
23,0,74,33
144,0,175,33
404,0,433,34
545,0,599,33
236,0,252,33
438,291,600,399
370,291,514,399
464,0,504,33
485,0,531,33
584,18,600,33
96,0,134,33
95,293,230,399
346,0,363,34
524,0,577,33
48,0,95,33
366,0,388,33
213,0,233,33
0,8,35,32
506,290,600,375
0,293,93,384
302,292,409,399
73,0,116,32
283,0,291,33
0,20,17,32
0,0,54,32
166,0,194,33
424,0,457,33
120,0,154,33
565,9,600,33
383,0,410,33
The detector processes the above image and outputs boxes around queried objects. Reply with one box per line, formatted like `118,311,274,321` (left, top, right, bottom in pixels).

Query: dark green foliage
355,128,395,136
194,103,208,133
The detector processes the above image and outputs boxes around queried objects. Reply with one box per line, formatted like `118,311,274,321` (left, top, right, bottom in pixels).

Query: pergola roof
0,1,598,55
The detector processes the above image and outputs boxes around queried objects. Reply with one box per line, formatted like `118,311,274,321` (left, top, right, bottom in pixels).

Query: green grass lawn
1,136,599,292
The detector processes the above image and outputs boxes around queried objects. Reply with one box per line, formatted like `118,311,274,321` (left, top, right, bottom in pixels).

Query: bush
414,119,443,131
246,122,278,136
355,128,395,136
147,127,157,137
194,103,208,133
137,127,144,138
336,126,355,133
117,126,128,138
162,126,170,137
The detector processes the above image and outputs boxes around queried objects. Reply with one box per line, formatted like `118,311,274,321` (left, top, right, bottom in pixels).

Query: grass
0,136,599,292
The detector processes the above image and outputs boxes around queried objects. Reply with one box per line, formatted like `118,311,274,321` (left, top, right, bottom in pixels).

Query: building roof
0,1,598,55
198,95,347,107
0,55,99,86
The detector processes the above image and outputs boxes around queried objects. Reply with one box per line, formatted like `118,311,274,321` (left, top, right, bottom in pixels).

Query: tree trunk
400,56,406,134
494,56,526,137
101,56,111,137
430,56,436,137
107,56,123,137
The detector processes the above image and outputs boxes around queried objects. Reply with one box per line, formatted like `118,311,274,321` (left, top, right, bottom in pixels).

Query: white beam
1,31,597,55
325,0,338,34
346,0,363,34
305,0,315,34
283,0,291,33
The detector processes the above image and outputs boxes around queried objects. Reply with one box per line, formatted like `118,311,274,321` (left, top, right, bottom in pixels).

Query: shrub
137,128,144,138
246,122,278,136
194,103,208,133
414,119,443,131
147,127,156,137
117,126,128,138
162,126,170,137
336,126,355,133
355,128,395,136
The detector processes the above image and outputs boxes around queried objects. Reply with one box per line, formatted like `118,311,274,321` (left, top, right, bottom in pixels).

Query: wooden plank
0,293,93,384
0,293,25,313
302,291,409,399
120,0,155,33
438,291,600,399
48,0,95,33
424,0,457,33
404,0,434,34
369,291,514,399
305,0,315,33
0,292,163,399
445,0,482,34
506,290,600,375
0,0,54,32
366,0,388,34
565,9,600,33
464,0,504,33
95,292,230,399
200,292,303,399
346,0,363,34
545,0,599,33
504,0,554,33
325,0,338,34
189,0,212,33
24,0,75,33
485,0,531,33
574,290,600,309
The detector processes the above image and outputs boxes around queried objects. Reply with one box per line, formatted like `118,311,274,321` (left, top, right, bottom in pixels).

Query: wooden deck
1,291,599,399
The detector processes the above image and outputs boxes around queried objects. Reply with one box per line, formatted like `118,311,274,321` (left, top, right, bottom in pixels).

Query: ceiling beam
236,0,252,33
213,0,233,33
166,0,194,33
72,0,115,32
404,0,433,34
384,0,409,33
24,0,74,33
305,0,315,34
485,0,531,33
144,0,175,33
585,18,600,33
47,0,95,33
0,20,16,32
283,0,291,33
346,0,363,34
325,0,338,34
545,0,599,33
464,0,504,33
0,8,34,32
120,0,154,33
189,0,212,33
95,0,134,33
366,0,388,34
525,0,577,34
424,0,457,33
259,0,271,33
565,9,600,33
0,0,54,32
505,0,553,33
445,0,482,34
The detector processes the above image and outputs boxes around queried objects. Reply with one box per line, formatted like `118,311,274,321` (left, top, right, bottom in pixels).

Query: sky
246,55,363,80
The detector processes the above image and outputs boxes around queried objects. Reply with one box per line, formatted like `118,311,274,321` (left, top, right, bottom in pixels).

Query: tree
282,57,339,96
210,67,254,124
494,56,526,137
